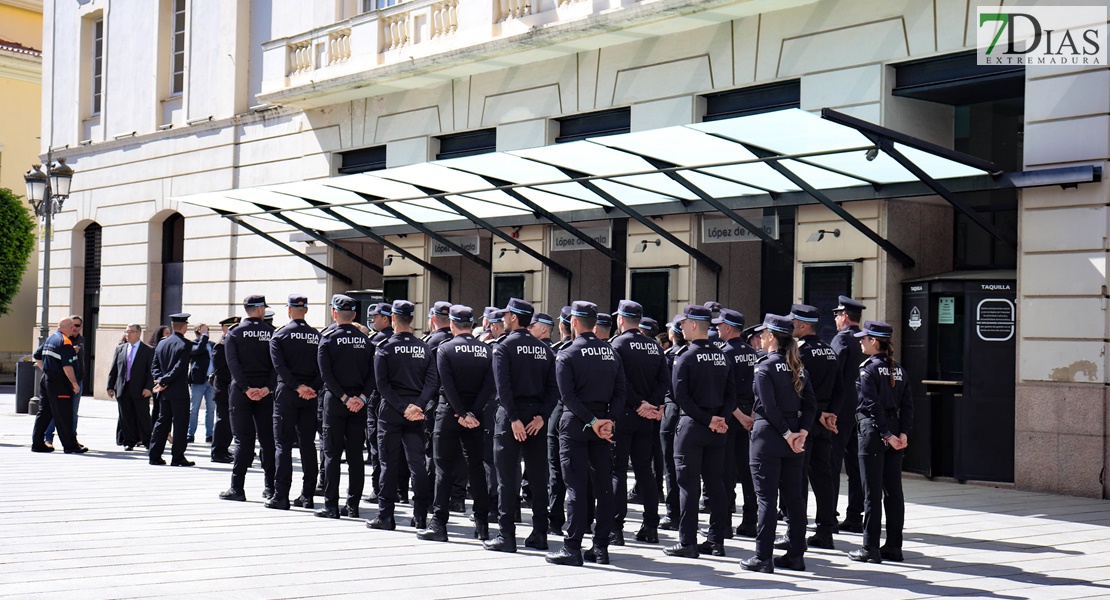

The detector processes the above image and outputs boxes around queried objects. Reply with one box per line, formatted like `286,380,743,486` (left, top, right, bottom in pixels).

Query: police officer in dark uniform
527,312,555,345
718,308,759,538
593,312,613,340
546,306,573,536
31,317,86,454
741,315,816,574
364,302,395,502
421,301,455,508
637,316,666,504
315,295,375,519
367,300,437,530
219,296,277,501
848,321,913,564
417,305,493,542
314,299,342,498
831,296,867,534
663,305,735,559
210,316,239,463
268,294,322,510
786,304,844,550
484,298,559,553
658,318,688,530
609,300,667,545
544,301,625,566
150,313,202,465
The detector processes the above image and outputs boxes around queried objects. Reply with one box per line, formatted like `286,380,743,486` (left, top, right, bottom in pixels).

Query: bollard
28,396,40,416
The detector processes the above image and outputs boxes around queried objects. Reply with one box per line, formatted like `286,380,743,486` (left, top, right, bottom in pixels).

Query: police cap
639,317,658,334
559,306,572,325
506,297,534,317
762,313,794,335
703,300,722,313
719,308,745,329
218,316,241,326
834,296,867,313
391,299,415,317
449,304,474,323
487,309,505,323
682,304,712,321
854,320,893,338
741,324,762,341
431,301,452,318
243,294,269,308
287,294,308,308
596,313,612,328
617,300,643,319
570,301,597,320
332,295,357,311
533,312,555,326
790,304,820,323
169,313,191,323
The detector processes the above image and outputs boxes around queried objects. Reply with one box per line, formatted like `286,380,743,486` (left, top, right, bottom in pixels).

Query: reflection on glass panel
438,152,571,185
691,108,873,155
609,174,696,200
677,170,766,198
699,163,798,193
514,187,608,212
329,173,427,200
530,182,610,206
595,126,756,167
892,143,986,179
592,179,676,206
513,140,655,176
778,159,871,189
333,205,405,228
803,150,916,184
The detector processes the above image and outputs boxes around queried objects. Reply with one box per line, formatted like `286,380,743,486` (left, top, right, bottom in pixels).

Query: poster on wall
976,298,1015,342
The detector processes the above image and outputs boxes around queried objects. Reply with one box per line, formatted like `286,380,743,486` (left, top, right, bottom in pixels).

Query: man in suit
107,323,154,450
150,313,206,466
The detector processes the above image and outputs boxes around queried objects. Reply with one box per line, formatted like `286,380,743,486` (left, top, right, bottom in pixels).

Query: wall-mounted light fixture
633,239,662,254
806,228,841,243
384,254,407,266
498,247,521,259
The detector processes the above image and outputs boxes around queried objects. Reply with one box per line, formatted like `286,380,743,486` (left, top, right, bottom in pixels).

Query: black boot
583,545,609,564
635,527,659,544
696,541,725,556
219,488,246,502
735,519,757,538
545,546,584,566
474,518,490,541
265,496,290,510
483,535,517,553
366,515,396,530
807,533,835,549
416,519,448,542
315,507,340,519
741,556,774,573
773,534,791,550
663,543,699,558
774,554,806,571
525,532,549,550
609,530,625,546
292,495,314,509
849,546,882,563
340,504,360,519
880,545,904,562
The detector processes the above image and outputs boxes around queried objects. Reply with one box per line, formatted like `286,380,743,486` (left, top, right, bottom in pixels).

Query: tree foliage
0,187,36,317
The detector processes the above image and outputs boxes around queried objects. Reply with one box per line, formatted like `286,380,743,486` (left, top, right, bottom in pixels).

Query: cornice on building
0,48,41,84
0,0,44,13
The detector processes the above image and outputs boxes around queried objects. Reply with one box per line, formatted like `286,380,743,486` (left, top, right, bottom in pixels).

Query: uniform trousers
149,392,189,461
229,383,276,491
835,416,865,523
675,415,729,546
858,416,905,550
33,374,80,452
731,417,757,524
316,392,327,491
750,419,807,558
546,402,566,531
659,402,680,521
377,401,431,521
559,412,613,551
807,422,840,536
613,411,659,530
211,378,232,457
273,383,319,501
432,405,489,524
116,382,152,447
483,401,499,520
322,391,367,509
493,405,549,539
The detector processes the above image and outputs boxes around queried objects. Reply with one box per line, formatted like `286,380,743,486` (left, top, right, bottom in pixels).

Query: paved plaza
2,396,1109,599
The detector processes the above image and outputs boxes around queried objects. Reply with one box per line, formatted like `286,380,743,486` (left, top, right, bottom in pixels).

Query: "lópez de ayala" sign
702,214,779,244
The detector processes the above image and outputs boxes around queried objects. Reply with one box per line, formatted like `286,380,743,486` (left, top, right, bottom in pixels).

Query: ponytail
774,331,806,396
879,339,896,387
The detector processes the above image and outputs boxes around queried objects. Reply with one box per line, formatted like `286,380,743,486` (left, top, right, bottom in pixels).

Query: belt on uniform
752,410,802,422
856,408,899,422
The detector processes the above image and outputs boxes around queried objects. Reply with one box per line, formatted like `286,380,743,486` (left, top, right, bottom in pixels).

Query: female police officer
847,321,913,564
741,314,816,574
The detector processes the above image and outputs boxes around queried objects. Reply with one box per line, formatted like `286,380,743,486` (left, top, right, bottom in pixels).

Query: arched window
159,213,185,328
79,222,102,391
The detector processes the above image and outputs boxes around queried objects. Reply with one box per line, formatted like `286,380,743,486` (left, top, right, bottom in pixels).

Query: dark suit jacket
107,341,155,399
188,339,213,385
152,333,200,401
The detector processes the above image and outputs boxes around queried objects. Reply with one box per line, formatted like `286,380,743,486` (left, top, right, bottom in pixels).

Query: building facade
39,0,1110,498
0,0,42,377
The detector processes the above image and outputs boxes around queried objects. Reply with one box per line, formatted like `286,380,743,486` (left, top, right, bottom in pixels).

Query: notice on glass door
938,297,956,325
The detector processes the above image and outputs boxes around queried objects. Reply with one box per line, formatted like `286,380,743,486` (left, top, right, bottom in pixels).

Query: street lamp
25,157,75,349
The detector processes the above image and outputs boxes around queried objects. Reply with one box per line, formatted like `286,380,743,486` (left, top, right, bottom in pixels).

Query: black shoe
609,530,625,546
149,457,167,465
265,496,290,510
31,445,54,453
187,435,195,444
416,519,448,542
340,505,360,519
450,498,466,513
408,515,426,530
740,556,774,573
663,543,699,558
774,554,806,571
314,486,326,497
262,487,275,500
838,519,864,534
366,516,396,530
474,520,490,541
700,526,733,540
773,534,791,550
315,507,340,519
363,490,378,502
483,535,517,553
211,453,234,464
170,458,195,466
219,488,246,502
545,546,583,566
205,436,213,443
524,533,549,550
696,541,725,556
583,545,609,564
65,445,90,454
124,445,134,451
635,527,659,544
292,495,314,509
736,522,757,538
808,534,835,550
848,547,882,563
880,546,904,562
658,516,677,531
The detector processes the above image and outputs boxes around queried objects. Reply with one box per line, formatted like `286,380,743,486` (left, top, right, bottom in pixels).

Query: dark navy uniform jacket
492,329,559,423
225,317,276,390
424,327,452,350
370,327,394,346
318,323,375,398
555,332,626,424
38,330,76,376
662,343,687,405
798,334,844,414
610,329,668,415
436,333,494,416
211,338,230,389
752,351,817,436
830,325,865,414
856,354,914,438
375,332,438,415
153,332,196,400
270,319,323,390
671,339,736,426
723,337,759,414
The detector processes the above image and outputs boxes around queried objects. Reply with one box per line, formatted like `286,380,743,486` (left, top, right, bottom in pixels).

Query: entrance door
630,270,669,323
382,277,410,303
803,264,853,342
493,274,525,310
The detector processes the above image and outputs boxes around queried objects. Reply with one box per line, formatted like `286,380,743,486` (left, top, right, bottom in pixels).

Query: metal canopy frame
221,213,353,285
176,108,1101,286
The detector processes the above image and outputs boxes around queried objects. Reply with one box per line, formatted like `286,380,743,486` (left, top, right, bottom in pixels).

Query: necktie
125,343,135,382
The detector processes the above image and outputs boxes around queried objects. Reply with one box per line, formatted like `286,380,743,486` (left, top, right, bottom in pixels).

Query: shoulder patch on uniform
797,339,806,348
